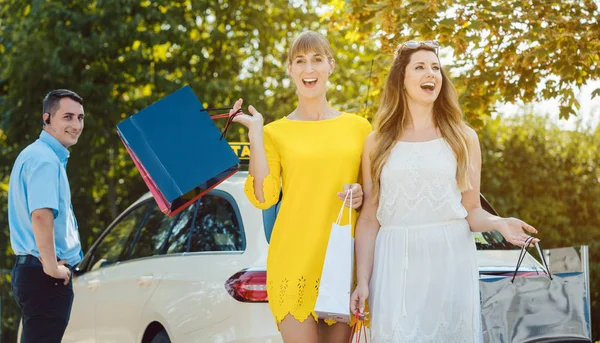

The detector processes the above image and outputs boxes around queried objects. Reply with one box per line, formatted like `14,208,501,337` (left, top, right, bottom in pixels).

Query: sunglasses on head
400,40,440,54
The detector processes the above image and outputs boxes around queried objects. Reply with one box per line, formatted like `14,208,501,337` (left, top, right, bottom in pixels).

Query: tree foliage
0,1,319,337
336,0,600,122
479,114,600,340
0,0,599,340
0,0,321,253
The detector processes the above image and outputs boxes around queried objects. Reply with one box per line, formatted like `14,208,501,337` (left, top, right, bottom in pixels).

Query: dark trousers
11,258,74,343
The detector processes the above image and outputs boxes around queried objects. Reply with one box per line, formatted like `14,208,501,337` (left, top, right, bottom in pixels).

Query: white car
62,172,278,343
53,170,547,343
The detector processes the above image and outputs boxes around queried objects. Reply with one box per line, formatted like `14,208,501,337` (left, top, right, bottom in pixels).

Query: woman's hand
230,99,264,134
337,183,363,209
497,217,540,247
350,283,369,319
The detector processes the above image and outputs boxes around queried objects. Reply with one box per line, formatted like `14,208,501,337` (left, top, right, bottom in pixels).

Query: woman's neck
406,101,435,130
289,95,338,121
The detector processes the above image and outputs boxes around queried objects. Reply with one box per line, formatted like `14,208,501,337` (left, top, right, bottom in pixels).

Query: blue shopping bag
117,85,240,216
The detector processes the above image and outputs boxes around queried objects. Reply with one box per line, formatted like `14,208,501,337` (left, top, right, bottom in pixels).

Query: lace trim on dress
244,173,280,209
267,276,320,326
376,144,466,224
377,174,465,222
267,277,359,329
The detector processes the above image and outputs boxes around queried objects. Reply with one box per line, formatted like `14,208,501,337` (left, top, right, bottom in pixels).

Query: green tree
1,0,599,340
0,0,322,339
0,0,323,253
334,0,600,122
479,114,600,340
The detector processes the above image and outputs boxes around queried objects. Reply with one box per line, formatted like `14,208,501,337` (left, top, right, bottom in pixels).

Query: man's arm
31,208,70,284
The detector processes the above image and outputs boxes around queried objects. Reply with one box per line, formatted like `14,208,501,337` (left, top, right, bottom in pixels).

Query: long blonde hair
371,44,472,200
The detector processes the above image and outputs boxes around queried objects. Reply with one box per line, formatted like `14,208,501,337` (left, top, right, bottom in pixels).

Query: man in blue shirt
8,89,85,343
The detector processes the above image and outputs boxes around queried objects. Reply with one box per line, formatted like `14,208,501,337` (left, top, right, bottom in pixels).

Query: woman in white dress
350,41,540,342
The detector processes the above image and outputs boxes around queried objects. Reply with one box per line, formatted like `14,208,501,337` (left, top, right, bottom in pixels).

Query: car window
473,231,514,250
88,202,153,270
165,204,197,254
127,203,191,260
476,195,517,250
189,192,245,252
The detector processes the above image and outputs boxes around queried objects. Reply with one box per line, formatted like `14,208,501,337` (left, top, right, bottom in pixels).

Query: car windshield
473,231,516,250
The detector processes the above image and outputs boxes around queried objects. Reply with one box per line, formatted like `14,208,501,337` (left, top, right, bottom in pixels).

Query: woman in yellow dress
230,31,372,342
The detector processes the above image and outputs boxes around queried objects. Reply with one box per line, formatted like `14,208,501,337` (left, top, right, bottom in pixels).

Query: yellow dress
244,113,372,325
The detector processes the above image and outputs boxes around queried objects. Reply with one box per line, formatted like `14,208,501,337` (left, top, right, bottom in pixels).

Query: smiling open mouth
303,78,317,86
421,82,435,91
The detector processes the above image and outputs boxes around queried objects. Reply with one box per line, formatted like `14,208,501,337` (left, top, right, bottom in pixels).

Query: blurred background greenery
0,0,598,341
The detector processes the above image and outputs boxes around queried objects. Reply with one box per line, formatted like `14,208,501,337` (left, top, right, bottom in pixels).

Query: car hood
477,249,544,273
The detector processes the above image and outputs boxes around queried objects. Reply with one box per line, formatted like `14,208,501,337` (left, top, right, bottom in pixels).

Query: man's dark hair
42,89,83,124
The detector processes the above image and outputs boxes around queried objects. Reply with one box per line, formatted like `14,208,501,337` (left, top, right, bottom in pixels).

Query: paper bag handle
200,107,243,140
512,236,553,283
335,189,353,225
348,312,368,343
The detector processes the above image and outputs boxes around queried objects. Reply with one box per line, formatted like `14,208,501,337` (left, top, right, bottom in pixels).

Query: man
8,89,85,342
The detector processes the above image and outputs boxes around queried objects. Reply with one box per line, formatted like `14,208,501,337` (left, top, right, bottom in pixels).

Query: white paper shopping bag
315,190,354,323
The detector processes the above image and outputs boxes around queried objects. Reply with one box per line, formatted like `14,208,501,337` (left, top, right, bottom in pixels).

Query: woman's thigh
318,320,352,343
279,314,318,343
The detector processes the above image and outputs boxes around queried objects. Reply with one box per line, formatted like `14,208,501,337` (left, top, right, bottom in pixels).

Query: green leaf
559,105,576,120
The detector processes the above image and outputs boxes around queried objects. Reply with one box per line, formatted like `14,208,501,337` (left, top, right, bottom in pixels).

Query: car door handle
87,280,100,291
137,274,154,287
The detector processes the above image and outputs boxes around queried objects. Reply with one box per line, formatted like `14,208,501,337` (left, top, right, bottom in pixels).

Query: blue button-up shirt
8,131,83,266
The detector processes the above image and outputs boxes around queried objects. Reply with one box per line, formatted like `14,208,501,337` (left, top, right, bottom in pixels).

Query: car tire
150,330,171,343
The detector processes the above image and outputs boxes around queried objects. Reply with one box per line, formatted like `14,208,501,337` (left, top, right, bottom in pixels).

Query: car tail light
225,269,268,303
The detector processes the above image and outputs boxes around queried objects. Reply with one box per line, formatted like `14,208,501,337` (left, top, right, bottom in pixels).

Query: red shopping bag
349,313,368,343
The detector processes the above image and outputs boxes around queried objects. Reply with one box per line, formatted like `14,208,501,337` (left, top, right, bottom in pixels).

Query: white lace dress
369,138,482,343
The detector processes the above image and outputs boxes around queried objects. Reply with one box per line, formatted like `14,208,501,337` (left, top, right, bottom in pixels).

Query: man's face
44,98,85,148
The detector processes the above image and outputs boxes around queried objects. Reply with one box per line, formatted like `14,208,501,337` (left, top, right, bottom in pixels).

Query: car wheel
150,330,171,343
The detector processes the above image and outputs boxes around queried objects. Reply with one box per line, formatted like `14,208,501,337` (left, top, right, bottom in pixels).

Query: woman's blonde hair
287,31,334,65
371,44,472,200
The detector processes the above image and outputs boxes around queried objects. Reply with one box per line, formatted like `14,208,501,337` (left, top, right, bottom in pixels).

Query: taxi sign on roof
229,142,250,161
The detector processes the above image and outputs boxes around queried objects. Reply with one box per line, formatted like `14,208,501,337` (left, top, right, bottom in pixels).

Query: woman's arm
461,127,539,247
232,100,281,208
351,132,381,315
